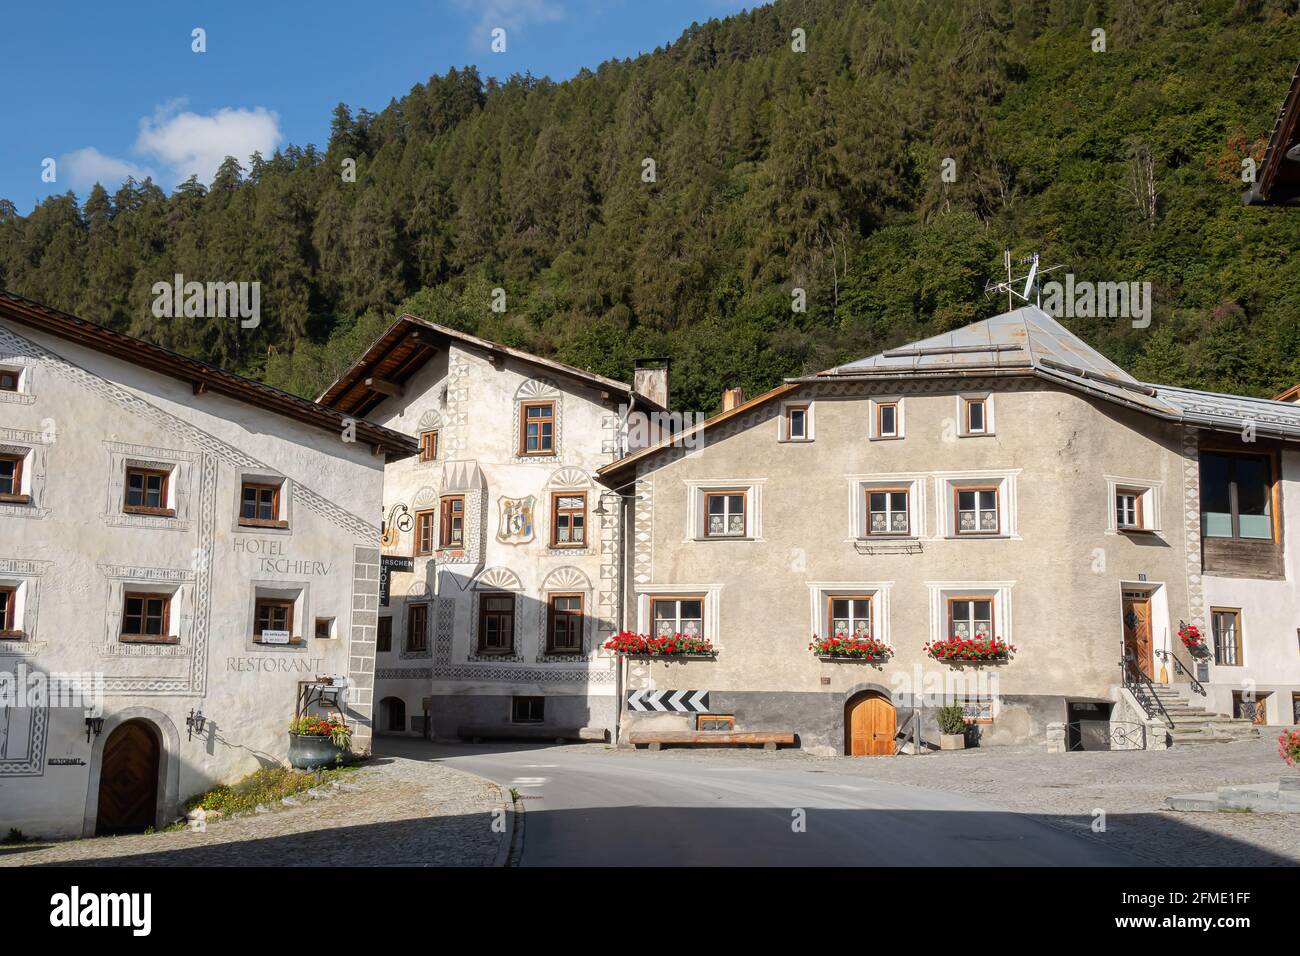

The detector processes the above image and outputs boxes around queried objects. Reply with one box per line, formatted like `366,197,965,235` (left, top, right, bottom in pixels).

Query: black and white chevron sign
627,689,710,713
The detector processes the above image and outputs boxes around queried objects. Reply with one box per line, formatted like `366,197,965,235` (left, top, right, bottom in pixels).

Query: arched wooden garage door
845,693,896,756
96,719,161,835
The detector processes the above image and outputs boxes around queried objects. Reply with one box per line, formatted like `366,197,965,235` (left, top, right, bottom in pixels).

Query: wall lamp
186,708,207,741
84,712,104,743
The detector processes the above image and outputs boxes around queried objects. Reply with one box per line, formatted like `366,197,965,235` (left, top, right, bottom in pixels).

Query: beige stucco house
599,307,1300,754
0,290,414,838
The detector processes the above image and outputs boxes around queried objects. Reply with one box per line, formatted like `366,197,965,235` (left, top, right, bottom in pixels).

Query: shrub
936,704,968,736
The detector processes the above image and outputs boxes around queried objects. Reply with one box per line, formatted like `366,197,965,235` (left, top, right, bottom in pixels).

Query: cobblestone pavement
607,735,1300,865
0,753,509,867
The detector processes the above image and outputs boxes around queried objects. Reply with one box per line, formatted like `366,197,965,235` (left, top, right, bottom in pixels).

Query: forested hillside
2,0,1298,410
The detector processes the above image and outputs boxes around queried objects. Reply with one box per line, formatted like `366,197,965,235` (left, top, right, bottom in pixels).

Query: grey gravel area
0,754,509,867
606,735,1300,865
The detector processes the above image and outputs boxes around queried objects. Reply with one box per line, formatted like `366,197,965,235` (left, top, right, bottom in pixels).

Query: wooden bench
628,731,796,751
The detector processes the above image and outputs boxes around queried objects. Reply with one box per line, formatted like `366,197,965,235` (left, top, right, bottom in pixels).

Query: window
948,598,993,640
955,488,999,534
418,430,438,462
651,597,704,639
1201,451,1274,541
546,593,584,653
520,401,555,455
0,369,17,391
1211,608,1242,666
314,617,334,640
877,402,899,438
439,496,464,548
828,596,872,638
551,492,587,547
124,467,170,514
240,481,284,527
478,594,515,653
1232,691,1268,725
254,598,294,640
785,404,809,441
377,615,393,653
406,603,429,652
704,491,746,538
512,696,544,724
963,398,987,435
866,489,909,535
122,592,171,641
0,454,23,498
697,714,735,731
961,696,994,723
1115,490,1142,530
0,586,16,635
414,509,435,556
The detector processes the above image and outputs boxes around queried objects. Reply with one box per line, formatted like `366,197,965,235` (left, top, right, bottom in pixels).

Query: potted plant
1178,622,1209,658
603,630,715,658
809,633,893,662
936,704,968,751
287,714,352,770
1280,729,1300,771
924,636,1015,663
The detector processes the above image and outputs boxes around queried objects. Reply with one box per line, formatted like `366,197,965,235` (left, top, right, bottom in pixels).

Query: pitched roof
1244,59,1300,207
598,305,1300,481
316,313,655,418
0,288,418,459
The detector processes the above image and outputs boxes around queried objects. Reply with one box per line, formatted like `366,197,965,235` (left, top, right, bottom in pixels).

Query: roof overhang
1245,60,1300,207
0,288,418,460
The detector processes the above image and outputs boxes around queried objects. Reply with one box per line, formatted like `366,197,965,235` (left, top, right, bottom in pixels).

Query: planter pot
939,733,966,751
626,653,715,661
287,733,346,770
817,655,890,664
930,656,1009,666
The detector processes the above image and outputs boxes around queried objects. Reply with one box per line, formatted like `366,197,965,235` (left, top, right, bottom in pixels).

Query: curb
491,783,517,868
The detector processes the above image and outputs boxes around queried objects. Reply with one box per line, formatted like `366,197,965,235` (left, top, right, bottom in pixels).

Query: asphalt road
384,740,1130,866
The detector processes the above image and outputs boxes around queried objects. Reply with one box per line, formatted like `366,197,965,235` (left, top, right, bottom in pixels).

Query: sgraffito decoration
497,495,535,544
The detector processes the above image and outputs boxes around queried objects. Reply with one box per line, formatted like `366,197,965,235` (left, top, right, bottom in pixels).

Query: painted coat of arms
497,495,535,544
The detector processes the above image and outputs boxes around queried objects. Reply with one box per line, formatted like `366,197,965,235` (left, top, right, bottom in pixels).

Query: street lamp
84,712,104,744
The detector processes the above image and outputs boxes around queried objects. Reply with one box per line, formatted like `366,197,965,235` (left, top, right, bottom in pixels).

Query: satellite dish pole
985,249,1062,311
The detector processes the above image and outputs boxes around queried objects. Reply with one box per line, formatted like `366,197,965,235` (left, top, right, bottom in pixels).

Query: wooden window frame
826,594,872,639
1210,607,1243,667
414,509,436,556
550,491,587,548
876,402,899,438
954,485,1000,536
946,596,995,641
0,453,26,502
961,696,995,724
1115,488,1145,531
123,466,173,516
439,495,465,548
702,489,747,538
519,400,556,456
649,596,706,641
697,714,735,731
1199,447,1280,544
477,593,515,655
785,404,810,441
963,397,988,435
239,481,287,529
406,602,429,652
418,429,439,463
122,591,174,643
865,487,910,536
0,585,18,638
253,597,295,643
546,592,584,654
377,615,393,653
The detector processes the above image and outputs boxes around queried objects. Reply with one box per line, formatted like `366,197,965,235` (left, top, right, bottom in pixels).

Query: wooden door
1121,592,1154,680
96,720,160,835
847,695,896,756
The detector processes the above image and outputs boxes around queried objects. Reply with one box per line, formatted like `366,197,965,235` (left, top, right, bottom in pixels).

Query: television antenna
984,250,1064,310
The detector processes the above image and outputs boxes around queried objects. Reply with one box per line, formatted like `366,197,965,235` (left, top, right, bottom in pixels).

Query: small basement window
512,696,545,724
697,714,735,732
314,617,335,640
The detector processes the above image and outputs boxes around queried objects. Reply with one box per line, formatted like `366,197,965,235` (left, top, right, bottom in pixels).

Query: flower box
925,636,1015,663
810,634,893,662
1178,623,1209,658
603,630,715,658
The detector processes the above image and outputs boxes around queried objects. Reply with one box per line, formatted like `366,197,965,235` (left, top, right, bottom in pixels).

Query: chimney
633,357,670,409
722,386,745,412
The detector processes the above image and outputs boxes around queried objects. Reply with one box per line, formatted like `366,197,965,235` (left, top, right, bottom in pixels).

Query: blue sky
1,1,755,214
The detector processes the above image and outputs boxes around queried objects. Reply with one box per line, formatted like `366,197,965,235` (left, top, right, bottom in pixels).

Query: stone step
1170,734,1235,744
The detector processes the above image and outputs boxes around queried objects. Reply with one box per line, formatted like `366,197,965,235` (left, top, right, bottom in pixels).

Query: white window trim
234,472,293,534
635,584,724,649
778,400,814,442
926,581,1016,647
683,479,764,541
1104,475,1163,534
806,581,893,646
934,470,1021,539
248,582,310,650
846,474,927,540
0,358,36,405
869,397,905,440
957,393,995,437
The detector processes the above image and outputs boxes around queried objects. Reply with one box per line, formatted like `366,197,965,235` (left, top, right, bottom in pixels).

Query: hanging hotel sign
380,555,414,607
497,495,536,544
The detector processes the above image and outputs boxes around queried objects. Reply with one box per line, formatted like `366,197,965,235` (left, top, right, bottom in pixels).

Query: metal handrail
1155,647,1207,697
1121,649,1175,730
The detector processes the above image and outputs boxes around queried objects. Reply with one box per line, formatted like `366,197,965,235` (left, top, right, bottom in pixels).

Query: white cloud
134,102,282,186
58,147,152,193
459,0,563,44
